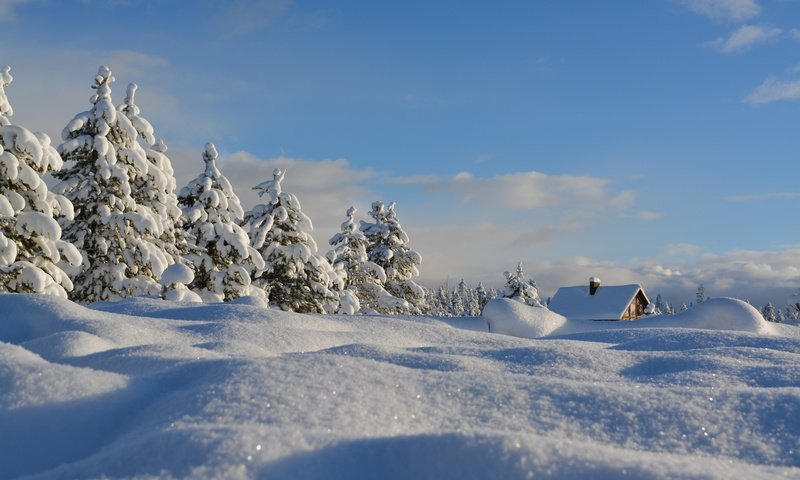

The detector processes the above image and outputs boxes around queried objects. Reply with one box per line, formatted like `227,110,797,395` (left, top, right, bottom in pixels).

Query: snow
0,293,798,479
484,298,568,337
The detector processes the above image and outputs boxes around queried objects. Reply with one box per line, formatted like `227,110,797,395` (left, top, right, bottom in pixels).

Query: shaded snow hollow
1,294,799,479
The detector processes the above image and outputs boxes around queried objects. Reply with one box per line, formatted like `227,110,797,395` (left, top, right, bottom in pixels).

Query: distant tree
775,307,786,324
680,303,689,312
0,65,81,296
761,302,777,323
503,262,544,307
696,285,706,304
244,168,338,313
178,143,264,301
53,66,167,302
476,282,489,311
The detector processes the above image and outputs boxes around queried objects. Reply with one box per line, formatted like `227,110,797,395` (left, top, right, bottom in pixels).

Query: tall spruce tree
178,143,264,301
118,83,189,264
0,65,82,296
361,201,426,313
53,66,167,302
243,168,338,313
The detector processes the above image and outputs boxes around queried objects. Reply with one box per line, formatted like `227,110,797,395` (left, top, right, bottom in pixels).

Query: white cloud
681,0,761,22
745,76,800,105
725,192,800,201
665,243,701,256
791,29,800,40
638,211,662,221
528,247,800,307
391,170,634,213
705,25,781,52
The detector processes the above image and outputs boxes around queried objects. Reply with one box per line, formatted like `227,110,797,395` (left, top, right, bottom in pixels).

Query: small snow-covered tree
503,262,544,307
53,66,167,302
0,65,81,296
361,201,426,313
243,168,338,313
761,302,777,323
178,143,264,302
696,285,706,304
118,83,189,263
327,206,399,313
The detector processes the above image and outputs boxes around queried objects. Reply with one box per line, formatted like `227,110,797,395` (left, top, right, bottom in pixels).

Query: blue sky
2,0,800,306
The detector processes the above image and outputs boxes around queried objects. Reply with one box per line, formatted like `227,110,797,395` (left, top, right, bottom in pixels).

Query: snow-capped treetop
253,168,285,205
180,143,245,223
0,65,13,123
119,83,155,145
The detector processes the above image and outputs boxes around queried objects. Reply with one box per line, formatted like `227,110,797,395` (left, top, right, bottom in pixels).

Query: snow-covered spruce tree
243,168,338,313
327,206,402,314
118,83,190,263
0,65,81,296
360,201,426,314
761,302,777,323
503,262,544,307
53,66,169,302
178,143,264,302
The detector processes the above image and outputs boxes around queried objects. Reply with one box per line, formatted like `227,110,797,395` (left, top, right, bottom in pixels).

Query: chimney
589,277,601,295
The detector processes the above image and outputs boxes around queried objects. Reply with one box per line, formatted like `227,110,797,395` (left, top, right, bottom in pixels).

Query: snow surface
1,294,799,479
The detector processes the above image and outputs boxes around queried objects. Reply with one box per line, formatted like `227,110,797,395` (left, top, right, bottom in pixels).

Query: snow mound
662,297,773,334
161,263,194,287
482,296,785,339
22,330,117,360
483,298,567,338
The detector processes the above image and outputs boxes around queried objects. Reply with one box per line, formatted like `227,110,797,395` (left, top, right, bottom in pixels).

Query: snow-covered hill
1,294,798,479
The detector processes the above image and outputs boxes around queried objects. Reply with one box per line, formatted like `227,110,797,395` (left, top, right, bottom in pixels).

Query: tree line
0,65,426,314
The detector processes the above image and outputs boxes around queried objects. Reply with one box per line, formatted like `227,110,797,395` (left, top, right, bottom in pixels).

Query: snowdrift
483,297,793,339
1,293,799,479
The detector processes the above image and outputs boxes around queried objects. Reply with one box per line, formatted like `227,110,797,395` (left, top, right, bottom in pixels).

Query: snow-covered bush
243,168,338,313
503,262,544,307
0,66,82,297
160,263,202,302
178,143,264,302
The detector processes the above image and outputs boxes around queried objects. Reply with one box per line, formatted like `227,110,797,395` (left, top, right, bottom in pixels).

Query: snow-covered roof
549,284,648,321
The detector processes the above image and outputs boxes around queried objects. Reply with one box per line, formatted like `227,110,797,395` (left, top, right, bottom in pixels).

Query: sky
1,0,800,307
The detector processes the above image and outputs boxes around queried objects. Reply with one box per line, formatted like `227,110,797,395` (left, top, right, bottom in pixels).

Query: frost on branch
0,65,81,297
244,168,339,313
53,66,167,302
179,143,263,301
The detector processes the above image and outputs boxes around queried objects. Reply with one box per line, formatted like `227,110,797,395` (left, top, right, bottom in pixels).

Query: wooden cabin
548,277,650,321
